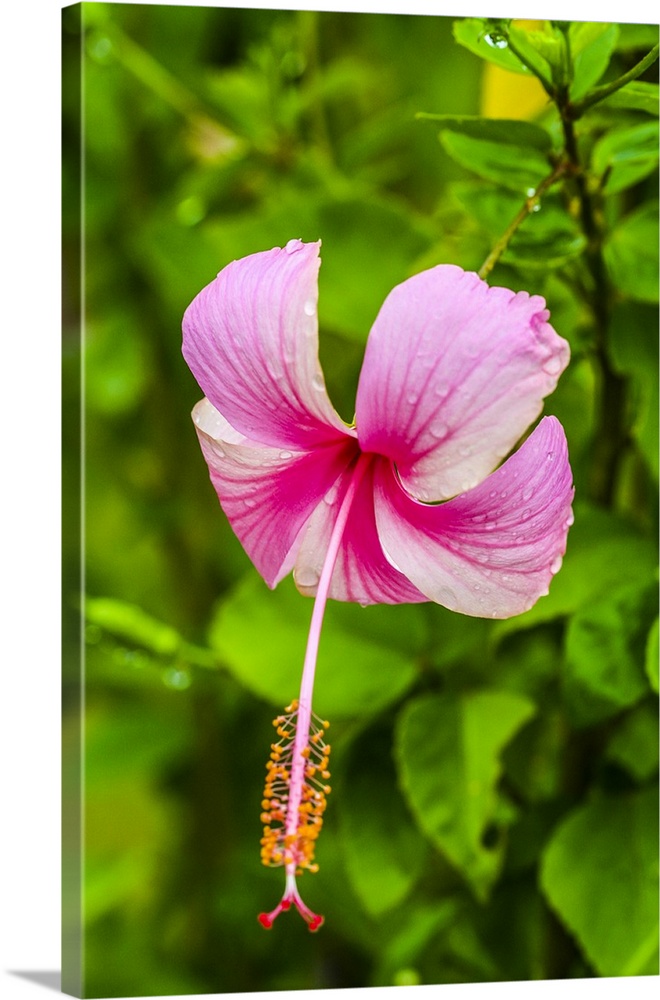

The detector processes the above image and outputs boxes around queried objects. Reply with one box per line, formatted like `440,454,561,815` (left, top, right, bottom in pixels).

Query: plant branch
569,43,660,118
559,112,628,506
478,160,569,280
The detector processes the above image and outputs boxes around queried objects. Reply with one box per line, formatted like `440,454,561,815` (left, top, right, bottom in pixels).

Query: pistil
258,452,371,930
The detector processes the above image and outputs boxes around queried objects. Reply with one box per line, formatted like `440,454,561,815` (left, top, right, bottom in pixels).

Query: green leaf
608,302,659,479
646,618,659,694
208,574,420,718
453,18,531,75
340,725,428,917
85,596,182,658
563,578,657,726
604,201,659,304
540,786,659,976
606,700,659,782
395,690,536,901
592,121,659,193
494,502,657,636
600,80,659,116
439,131,550,193
419,114,552,152
507,24,559,85
569,23,620,99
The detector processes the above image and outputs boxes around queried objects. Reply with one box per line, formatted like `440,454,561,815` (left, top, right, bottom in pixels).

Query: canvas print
62,2,659,996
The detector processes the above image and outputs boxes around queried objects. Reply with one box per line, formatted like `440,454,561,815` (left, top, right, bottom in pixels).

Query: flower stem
286,453,371,850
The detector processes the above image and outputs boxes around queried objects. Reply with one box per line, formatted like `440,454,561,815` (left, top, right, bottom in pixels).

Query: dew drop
522,486,534,502
521,508,532,520
435,586,457,608
294,566,320,588
312,373,325,391
279,450,293,460
550,554,563,575
489,489,498,498
323,483,339,505
526,187,536,198
531,203,541,213
472,512,487,523
434,380,450,398
484,32,508,48
430,421,449,439
303,299,316,317
565,510,575,527
285,238,303,254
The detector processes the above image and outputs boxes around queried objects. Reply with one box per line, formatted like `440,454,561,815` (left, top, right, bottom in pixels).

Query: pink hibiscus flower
182,238,574,930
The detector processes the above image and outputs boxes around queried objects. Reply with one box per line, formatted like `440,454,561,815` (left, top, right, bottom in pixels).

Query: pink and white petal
183,240,351,451
355,264,570,501
293,458,427,606
372,417,574,619
193,398,358,588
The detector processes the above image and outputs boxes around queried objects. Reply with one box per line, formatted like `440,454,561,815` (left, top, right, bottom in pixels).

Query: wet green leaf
540,786,659,976
395,690,536,900
452,18,531,75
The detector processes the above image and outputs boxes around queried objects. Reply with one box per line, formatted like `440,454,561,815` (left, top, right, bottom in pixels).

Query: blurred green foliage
62,4,659,996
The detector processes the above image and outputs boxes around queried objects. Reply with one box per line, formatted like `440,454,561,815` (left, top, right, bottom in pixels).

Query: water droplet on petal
279,450,293,460
323,483,339,505
550,555,563,575
521,508,532,520
435,586,457,609
312,373,325,391
489,489,498,498
430,421,449,439
285,238,303,254
522,486,534,501
472,513,487,524
565,510,575,527
294,566,320,588
303,299,316,317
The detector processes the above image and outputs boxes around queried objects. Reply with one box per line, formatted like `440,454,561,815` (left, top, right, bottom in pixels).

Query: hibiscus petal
192,398,357,588
293,457,427,606
355,264,570,501
183,240,350,450
372,417,574,619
